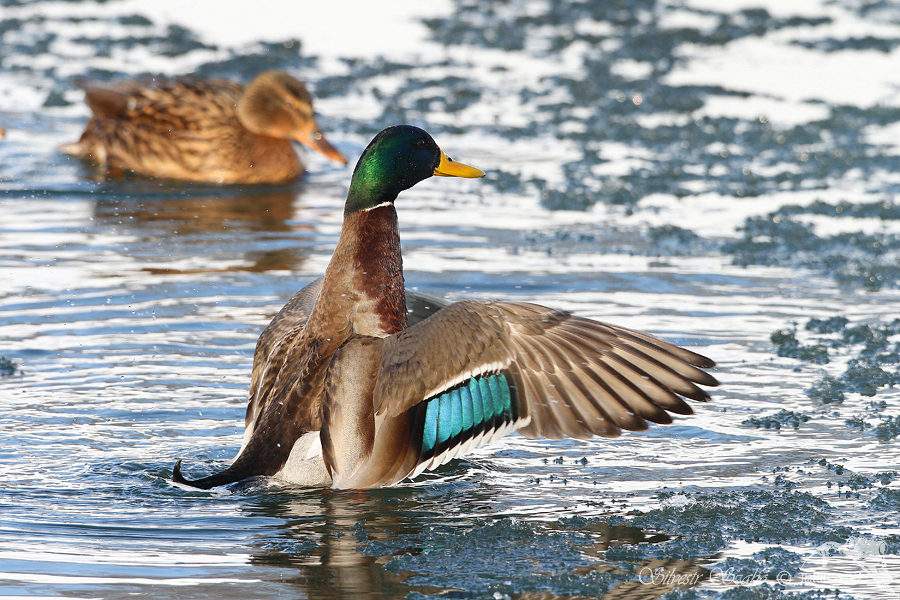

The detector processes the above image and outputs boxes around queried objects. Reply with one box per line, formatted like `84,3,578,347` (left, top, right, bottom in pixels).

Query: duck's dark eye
415,139,428,148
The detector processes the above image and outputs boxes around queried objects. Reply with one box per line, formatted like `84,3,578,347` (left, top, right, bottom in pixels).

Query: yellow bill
434,150,485,178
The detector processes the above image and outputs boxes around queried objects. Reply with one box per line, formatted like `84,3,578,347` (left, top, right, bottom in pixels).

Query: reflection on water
92,187,314,273
240,484,710,600
248,490,417,600
93,188,299,233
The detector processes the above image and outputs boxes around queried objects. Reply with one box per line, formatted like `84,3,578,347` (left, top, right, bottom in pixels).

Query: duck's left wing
246,282,445,422
373,300,718,475
244,277,325,432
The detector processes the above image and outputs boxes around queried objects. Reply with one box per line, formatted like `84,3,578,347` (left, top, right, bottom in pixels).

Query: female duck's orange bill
434,150,485,178
296,129,348,165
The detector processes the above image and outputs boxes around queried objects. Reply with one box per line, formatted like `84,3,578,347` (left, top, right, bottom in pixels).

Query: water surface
1,1,898,598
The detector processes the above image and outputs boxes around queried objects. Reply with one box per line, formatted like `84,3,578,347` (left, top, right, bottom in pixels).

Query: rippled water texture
1,0,899,598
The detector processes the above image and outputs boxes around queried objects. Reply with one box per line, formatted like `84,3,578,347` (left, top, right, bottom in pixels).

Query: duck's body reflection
92,188,312,274
241,480,712,600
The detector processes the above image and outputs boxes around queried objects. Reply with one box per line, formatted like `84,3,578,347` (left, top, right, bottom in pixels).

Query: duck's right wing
369,300,718,482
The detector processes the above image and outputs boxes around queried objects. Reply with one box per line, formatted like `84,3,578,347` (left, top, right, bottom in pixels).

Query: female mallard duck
60,71,346,184
173,125,718,490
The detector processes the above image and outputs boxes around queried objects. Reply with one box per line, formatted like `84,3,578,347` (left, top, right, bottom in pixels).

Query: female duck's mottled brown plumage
61,70,347,184
173,125,720,490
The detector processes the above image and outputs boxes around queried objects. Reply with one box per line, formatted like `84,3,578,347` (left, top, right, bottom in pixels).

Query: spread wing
372,300,717,476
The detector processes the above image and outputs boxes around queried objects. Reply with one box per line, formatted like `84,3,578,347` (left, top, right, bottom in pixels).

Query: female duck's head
237,71,347,165
346,125,484,213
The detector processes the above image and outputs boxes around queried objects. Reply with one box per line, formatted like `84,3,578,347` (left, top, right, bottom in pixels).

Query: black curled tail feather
172,459,256,490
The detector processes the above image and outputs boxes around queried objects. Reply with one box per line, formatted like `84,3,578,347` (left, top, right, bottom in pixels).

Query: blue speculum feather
467,381,485,428
419,373,517,456
459,385,475,434
448,388,463,439
487,376,507,421
422,397,439,452
478,377,494,424
436,394,452,445
498,373,513,420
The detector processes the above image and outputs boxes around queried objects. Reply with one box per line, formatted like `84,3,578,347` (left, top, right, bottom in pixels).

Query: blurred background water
1,0,899,598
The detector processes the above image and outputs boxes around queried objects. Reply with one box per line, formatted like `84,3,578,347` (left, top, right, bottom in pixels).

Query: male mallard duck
173,125,718,490
60,71,346,184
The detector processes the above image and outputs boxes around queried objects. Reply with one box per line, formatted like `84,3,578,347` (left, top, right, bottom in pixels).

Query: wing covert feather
245,277,324,430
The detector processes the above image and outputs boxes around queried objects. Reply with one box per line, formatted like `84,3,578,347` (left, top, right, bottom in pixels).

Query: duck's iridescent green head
345,125,484,213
